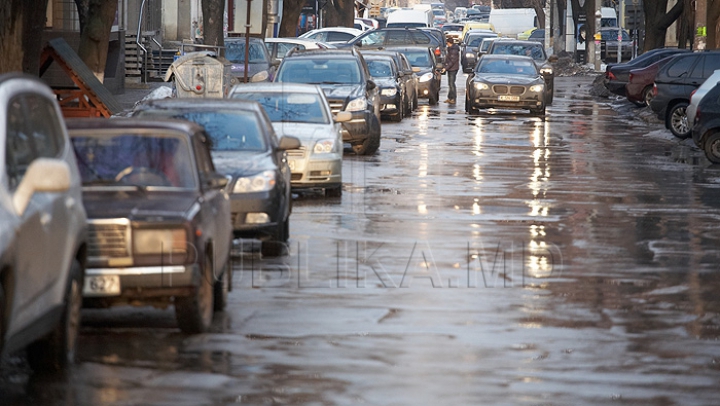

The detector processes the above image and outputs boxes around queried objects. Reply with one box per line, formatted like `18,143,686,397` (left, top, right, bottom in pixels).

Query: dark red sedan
624,56,675,107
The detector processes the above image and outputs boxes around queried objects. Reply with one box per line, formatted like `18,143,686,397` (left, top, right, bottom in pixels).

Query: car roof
134,98,264,113
229,82,323,94
480,54,536,62
385,46,432,53
224,36,264,43
284,48,360,59
65,117,206,136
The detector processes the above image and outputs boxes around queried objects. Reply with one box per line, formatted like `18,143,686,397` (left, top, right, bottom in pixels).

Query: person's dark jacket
445,43,460,72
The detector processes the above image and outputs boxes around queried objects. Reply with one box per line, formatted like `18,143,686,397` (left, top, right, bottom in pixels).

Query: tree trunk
77,0,118,83
202,0,225,52
677,0,694,49
643,0,684,51
0,0,50,75
709,0,720,50
74,0,90,33
325,0,354,28
279,0,305,37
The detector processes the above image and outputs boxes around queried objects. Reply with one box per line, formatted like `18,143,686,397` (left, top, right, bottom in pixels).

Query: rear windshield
277,58,363,84
225,41,268,63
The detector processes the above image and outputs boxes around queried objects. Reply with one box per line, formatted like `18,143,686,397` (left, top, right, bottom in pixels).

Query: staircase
125,34,178,83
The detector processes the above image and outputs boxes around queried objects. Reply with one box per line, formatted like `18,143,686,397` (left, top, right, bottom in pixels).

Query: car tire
531,106,546,116
325,185,342,197
546,87,554,105
642,86,654,107
413,92,418,110
351,115,381,155
261,217,289,257
175,254,214,333
390,110,402,122
668,102,691,139
703,132,720,164
213,261,230,312
27,259,83,372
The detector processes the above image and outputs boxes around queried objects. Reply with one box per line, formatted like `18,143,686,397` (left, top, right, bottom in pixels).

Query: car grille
327,100,345,115
291,173,303,181
493,85,526,95
286,146,306,158
88,221,131,259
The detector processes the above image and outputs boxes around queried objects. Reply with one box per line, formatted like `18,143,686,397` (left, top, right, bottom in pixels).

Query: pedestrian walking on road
444,38,460,104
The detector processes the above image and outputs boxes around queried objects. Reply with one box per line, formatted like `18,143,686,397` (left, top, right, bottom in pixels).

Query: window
5,99,34,191
666,55,697,78
410,31,431,45
327,32,355,42
24,95,62,159
277,42,301,59
387,30,410,45
701,54,720,78
360,31,386,46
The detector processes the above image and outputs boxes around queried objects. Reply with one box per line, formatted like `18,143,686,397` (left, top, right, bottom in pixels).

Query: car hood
373,77,398,89
475,74,541,85
272,122,337,144
83,191,199,221
318,84,363,100
211,150,276,177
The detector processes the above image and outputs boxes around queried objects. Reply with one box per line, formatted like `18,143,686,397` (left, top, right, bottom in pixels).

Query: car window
401,51,432,68
387,30,410,45
666,55,698,78
71,131,197,189
477,58,537,75
193,133,215,175
410,31,432,45
367,59,395,78
277,58,362,84
23,94,63,159
225,41,268,63
137,109,267,151
5,98,35,191
277,42,302,58
233,92,329,124
360,31,387,46
327,32,355,42
491,43,545,61
701,54,720,78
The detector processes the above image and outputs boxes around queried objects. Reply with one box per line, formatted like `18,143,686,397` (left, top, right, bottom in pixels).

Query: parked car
67,118,231,333
361,50,419,114
0,73,87,371
687,70,720,126
478,37,498,57
599,27,632,62
625,56,676,107
343,28,443,64
604,48,690,96
517,27,537,40
487,39,554,104
387,46,442,105
133,99,299,256
299,27,364,44
527,29,546,46
229,83,349,197
461,30,498,72
419,27,447,63
364,54,406,122
274,48,382,155
465,54,546,116
649,51,720,138
691,80,720,163
264,37,334,65
442,23,465,42
224,37,276,82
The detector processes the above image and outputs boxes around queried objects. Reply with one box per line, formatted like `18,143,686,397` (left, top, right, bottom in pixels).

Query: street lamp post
594,9,602,71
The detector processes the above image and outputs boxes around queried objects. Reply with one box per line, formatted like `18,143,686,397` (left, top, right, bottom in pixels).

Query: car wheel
668,102,691,139
642,86,654,107
403,95,411,117
413,91,418,110
390,110,402,122
531,106,546,116
429,91,438,105
175,254,214,333
213,261,230,312
27,259,82,371
325,185,342,197
703,132,720,164
545,87,554,105
261,217,289,257
351,114,381,155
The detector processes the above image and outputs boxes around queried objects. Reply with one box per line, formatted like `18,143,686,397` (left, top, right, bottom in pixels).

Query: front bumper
468,87,545,110
229,190,282,238
416,80,437,99
287,148,342,190
379,93,402,115
83,263,200,300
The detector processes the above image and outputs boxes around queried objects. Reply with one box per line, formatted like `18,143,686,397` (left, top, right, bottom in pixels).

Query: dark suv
487,39,555,104
649,51,720,138
274,48,382,155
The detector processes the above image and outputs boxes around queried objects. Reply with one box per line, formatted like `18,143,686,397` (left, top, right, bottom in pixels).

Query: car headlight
474,82,489,90
251,70,269,82
133,228,187,255
313,139,337,154
465,53,474,58
419,72,434,82
381,88,398,97
233,170,276,193
540,67,553,75
345,97,366,112
529,84,544,92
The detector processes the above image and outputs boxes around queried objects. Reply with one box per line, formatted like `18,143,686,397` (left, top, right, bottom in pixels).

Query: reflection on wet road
3,76,720,405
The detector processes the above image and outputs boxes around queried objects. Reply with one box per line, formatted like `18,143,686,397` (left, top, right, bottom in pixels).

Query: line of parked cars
604,48,720,163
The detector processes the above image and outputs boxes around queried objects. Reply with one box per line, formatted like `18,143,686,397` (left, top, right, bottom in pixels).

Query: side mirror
334,111,352,123
278,135,302,151
203,173,230,189
367,79,377,90
13,158,71,216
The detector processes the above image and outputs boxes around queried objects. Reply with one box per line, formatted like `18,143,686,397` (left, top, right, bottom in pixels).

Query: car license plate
83,275,121,296
498,95,520,102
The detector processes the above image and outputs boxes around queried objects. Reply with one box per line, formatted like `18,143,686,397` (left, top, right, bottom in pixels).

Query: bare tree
75,0,118,82
325,0,354,28
279,0,305,37
708,0,720,49
0,0,50,74
203,0,225,51
643,0,684,50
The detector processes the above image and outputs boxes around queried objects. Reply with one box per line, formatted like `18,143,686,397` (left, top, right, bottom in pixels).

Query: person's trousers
447,70,458,101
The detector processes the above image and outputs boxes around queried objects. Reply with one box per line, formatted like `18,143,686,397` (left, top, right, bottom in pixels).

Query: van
386,9,433,28
488,8,537,38
601,7,617,27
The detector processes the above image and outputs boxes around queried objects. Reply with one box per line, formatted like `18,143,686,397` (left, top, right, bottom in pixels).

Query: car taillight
434,47,441,56
690,89,697,99
653,84,658,96
628,73,634,82
607,71,617,80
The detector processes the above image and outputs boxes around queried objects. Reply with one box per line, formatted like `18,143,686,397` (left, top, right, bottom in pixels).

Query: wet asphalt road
3,75,720,405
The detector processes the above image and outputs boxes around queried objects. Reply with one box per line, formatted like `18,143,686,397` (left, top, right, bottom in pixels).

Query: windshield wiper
83,179,147,193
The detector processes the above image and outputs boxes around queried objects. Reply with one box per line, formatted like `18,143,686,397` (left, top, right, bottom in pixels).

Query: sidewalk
114,81,172,112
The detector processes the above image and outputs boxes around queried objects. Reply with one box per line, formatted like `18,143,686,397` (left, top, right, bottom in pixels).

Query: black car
362,50,419,113
343,28,443,63
274,48,382,155
133,99,300,256
692,82,720,163
387,46,442,105
461,30,498,73
419,27,447,63
603,48,691,96
67,118,233,333
365,54,405,122
487,39,554,104
649,51,720,138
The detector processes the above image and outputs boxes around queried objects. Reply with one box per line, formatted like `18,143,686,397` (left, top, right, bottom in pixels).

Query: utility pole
695,0,707,50
594,7,602,71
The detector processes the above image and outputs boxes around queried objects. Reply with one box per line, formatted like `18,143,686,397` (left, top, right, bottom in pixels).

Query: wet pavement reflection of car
67,118,232,333
229,83,349,197
132,98,300,257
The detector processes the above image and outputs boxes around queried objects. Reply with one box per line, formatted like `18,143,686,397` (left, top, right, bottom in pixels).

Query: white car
0,73,87,370
299,27,364,44
264,37,334,64
688,69,720,125
229,83,350,197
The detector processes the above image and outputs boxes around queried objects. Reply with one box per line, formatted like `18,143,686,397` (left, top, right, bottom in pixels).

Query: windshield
276,58,362,84
601,30,630,41
232,92,329,124
70,130,197,189
367,59,395,78
137,109,267,152
477,58,538,75
225,41,268,63
490,43,545,61
400,51,433,68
